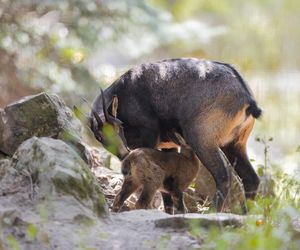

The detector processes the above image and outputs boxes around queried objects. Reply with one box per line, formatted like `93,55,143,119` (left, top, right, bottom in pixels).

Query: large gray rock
0,136,110,249
11,137,107,216
155,212,247,229
0,92,81,156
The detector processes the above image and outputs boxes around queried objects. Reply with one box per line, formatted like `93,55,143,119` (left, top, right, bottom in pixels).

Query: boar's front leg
221,136,260,198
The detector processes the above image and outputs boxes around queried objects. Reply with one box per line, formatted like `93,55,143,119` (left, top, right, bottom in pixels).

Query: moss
72,214,95,227
52,164,107,217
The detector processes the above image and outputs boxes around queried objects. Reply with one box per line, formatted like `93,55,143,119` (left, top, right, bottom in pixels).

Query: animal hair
112,132,200,214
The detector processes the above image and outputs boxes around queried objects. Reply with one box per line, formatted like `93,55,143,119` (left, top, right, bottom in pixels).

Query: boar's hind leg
183,129,230,211
222,117,260,199
182,113,235,211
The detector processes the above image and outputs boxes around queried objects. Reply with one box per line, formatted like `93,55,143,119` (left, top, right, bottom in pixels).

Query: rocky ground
0,92,256,250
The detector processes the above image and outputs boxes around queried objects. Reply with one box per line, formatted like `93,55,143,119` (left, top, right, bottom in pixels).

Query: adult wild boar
90,58,262,210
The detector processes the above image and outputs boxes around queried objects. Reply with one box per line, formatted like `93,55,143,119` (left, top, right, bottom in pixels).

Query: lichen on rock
12,137,107,217
0,92,81,156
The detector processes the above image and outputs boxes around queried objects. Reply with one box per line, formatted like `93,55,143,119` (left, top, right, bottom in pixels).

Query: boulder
11,137,107,217
0,137,108,249
0,93,81,156
155,212,246,229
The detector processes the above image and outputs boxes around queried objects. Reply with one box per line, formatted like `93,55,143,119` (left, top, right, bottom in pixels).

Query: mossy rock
0,92,81,156
12,137,107,217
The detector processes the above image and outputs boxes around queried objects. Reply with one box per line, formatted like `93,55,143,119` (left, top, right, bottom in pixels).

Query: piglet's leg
161,192,174,214
112,177,139,212
135,184,157,210
172,190,187,214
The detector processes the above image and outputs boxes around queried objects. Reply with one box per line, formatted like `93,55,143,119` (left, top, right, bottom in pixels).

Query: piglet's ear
100,88,110,122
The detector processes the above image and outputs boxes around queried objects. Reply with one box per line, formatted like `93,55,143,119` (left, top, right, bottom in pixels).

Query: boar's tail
246,100,262,119
214,61,263,119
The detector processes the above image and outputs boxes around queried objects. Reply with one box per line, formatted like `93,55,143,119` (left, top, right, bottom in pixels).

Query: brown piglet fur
112,132,200,214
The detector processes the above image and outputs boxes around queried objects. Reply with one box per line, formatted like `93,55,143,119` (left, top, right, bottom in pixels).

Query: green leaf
59,47,85,64
26,224,38,241
257,164,264,177
6,235,21,250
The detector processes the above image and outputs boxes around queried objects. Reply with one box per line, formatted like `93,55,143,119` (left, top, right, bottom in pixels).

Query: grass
189,134,300,250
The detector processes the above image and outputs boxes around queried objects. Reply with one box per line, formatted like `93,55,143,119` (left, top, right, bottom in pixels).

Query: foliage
150,0,300,71
26,224,38,241
6,235,20,250
189,136,300,250
189,166,300,249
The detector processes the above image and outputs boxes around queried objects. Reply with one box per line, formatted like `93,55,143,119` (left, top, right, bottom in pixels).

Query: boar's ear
100,88,121,124
101,88,110,122
111,95,118,118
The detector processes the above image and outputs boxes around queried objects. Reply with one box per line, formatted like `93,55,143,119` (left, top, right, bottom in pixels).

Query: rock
0,92,82,156
0,151,8,160
92,166,124,207
2,161,202,249
0,158,26,197
0,159,11,180
0,136,111,249
12,137,107,216
107,210,201,250
0,209,22,227
155,212,246,229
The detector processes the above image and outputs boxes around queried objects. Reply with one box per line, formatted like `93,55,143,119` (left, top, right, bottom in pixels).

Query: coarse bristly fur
112,132,200,214
91,58,262,211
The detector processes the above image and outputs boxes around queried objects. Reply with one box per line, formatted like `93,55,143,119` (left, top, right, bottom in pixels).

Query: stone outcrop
0,92,81,156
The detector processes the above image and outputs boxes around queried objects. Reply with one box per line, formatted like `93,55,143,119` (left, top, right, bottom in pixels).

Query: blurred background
0,0,299,174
